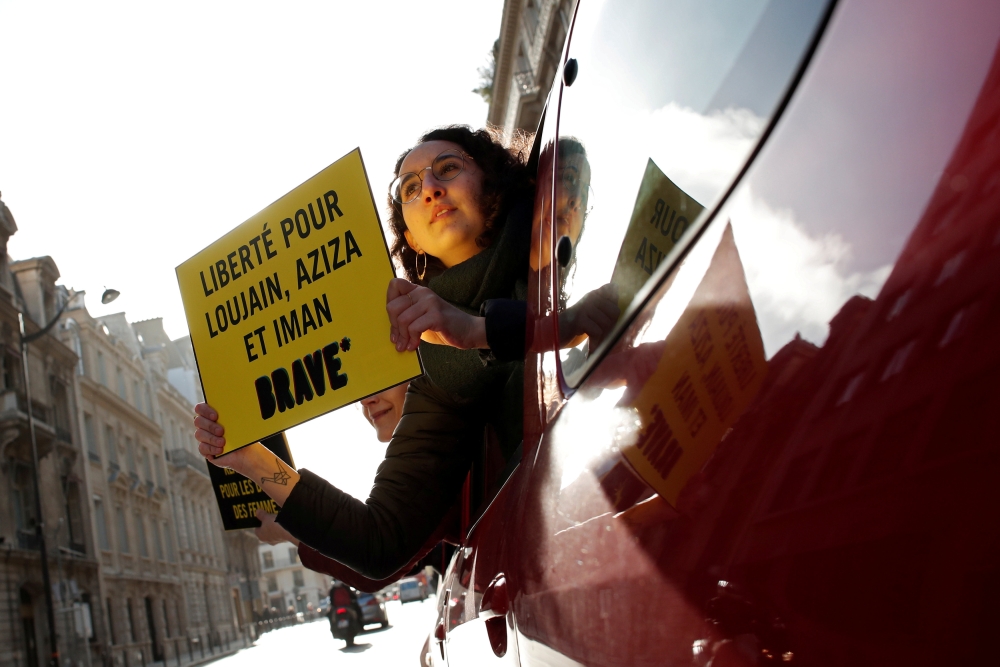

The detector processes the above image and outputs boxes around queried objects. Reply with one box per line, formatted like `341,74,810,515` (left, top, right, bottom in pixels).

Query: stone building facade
0,249,100,667
0,193,264,667
61,304,187,667
487,0,577,137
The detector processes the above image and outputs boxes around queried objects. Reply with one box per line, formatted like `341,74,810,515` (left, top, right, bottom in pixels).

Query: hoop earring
416,252,427,281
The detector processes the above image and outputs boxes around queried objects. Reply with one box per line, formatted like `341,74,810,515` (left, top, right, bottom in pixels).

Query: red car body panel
428,0,1000,664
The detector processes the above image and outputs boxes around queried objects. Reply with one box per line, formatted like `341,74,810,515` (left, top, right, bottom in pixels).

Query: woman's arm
193,385,476,580
275,380,477,580
194,403,300,507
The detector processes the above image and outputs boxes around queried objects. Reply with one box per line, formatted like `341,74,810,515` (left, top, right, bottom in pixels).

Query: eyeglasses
390,150,469,204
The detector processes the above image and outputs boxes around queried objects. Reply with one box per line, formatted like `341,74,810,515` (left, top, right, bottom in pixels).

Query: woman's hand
255,510,300,546
386,278,487,351
194,403,274,479
559,283,620,350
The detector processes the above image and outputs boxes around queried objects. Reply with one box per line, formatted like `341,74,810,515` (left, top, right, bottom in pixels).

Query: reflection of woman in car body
195,129,618,581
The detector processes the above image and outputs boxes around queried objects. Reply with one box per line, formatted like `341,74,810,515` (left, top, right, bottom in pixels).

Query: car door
511,0,1000,665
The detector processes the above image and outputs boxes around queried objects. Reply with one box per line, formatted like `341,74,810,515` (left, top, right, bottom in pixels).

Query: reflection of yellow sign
622,224,765,506
177,149,422,454
610,159,704,314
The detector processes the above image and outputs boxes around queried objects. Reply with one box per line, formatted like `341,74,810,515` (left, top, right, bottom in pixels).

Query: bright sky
1,0,503,498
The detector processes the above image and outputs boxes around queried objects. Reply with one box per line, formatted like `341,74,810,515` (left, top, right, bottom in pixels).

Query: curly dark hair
387,125,534,284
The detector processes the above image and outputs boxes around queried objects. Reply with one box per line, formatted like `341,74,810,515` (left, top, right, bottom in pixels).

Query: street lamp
19,287,118,667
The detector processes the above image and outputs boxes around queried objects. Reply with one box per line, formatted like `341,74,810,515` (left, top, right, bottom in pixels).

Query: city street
216,597,437,666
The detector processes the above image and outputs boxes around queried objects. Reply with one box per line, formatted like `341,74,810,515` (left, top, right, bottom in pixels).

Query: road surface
217,596,436,666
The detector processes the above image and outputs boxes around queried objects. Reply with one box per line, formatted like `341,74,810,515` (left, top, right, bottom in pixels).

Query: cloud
728,187,892,356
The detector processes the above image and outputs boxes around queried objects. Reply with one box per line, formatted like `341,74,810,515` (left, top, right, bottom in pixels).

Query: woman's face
361,382,408,442
530,151,591,271
400,140,487,269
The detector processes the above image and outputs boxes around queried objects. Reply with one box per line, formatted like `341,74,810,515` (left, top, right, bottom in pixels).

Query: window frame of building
116,505,130,554
163,521,176,562
124,435,136,474
84,412,100,462
97,350,107,386
135,512,148,558
94,496,111,551
104,424,119,467
116,366,127,400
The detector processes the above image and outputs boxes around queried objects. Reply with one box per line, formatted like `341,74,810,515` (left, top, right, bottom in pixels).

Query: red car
425,0,1000,664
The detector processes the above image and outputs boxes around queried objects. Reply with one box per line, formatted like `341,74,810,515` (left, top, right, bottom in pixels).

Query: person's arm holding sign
195,404,300,507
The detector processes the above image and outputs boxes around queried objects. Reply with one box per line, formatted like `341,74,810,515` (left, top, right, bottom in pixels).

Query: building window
97,351,107,386
84,413,99,462
104,425,119,466
163,522,176,562
267,576,278,593
116,368,127,401
135,514,148,558
126,599,137,643
184,499,196,551
64,481,86,553
292,570,305,588
106,598,117,645
125,436,136,474
262,551,274,569
116,506,130,554
523,0,540,41
143,446,153,483
50,379,71,440
153,454,163,487
3,352,20,390
161,599,170,638
145,384,154,419
288,547,297,564
133,380,142,412
203,506,216,557
94,497,111,551
152,521,163,560
12,463,38,547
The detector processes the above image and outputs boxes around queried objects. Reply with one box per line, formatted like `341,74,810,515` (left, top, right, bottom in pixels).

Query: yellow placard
610,159,705,314
176,149,422,454
622,223,766,506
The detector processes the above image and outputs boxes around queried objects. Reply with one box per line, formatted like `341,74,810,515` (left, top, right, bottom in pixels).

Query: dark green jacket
277,199,530,579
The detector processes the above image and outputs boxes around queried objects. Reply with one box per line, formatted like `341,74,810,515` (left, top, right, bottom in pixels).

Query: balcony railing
168,448,210,478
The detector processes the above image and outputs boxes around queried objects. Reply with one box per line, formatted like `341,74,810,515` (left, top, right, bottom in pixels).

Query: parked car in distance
399,577,427,603
357,592,389,628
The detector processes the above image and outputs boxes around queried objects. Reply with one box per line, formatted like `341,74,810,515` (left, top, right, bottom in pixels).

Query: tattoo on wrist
261,458,292,486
